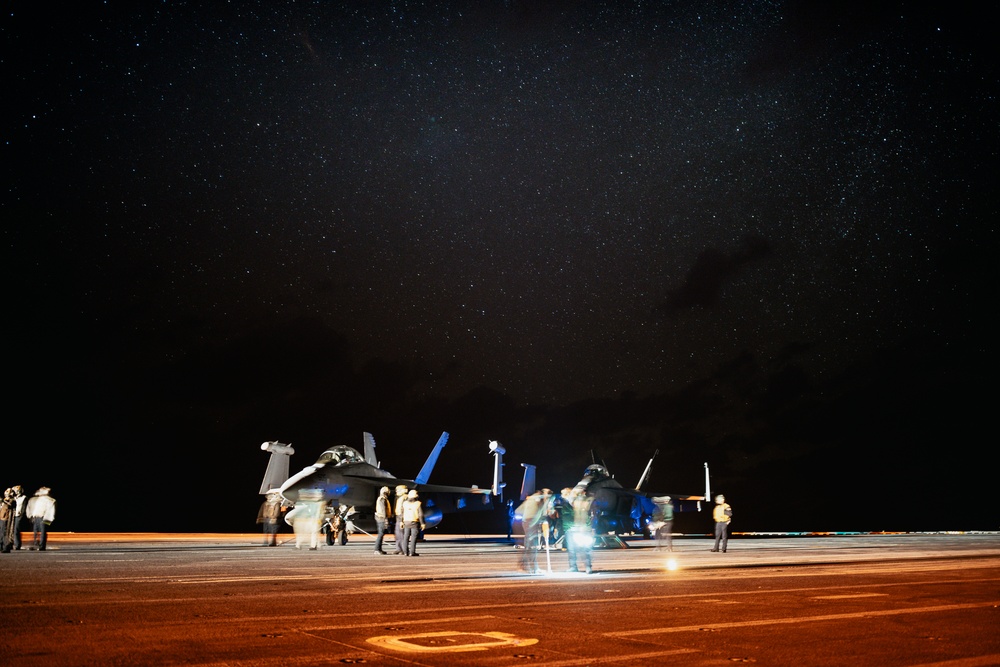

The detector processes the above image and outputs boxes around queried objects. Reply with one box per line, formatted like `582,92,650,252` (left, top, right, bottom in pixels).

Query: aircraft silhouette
574,451,711,538
260,432,506,531
513,450,711,545
513,450,712,548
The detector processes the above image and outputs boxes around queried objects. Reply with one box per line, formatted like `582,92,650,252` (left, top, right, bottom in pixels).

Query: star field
3,1,995,532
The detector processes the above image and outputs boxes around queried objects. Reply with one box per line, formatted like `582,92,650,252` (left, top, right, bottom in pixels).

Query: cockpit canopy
315,445,365,467
583,464,610,479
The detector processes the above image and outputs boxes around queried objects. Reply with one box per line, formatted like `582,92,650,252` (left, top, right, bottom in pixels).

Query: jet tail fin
259,441,295,494
519,463,536,501
363,432,378,467
489,440,506,501
414,432,449,484
635,449,659,491
704,461,711,502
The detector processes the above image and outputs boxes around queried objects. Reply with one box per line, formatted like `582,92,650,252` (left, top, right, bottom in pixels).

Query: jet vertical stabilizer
489,440,506,501
704,462,711,502
635,449,659,491
414,432,449,484
259,441,295,494
363,432,378,467
519,463,536,501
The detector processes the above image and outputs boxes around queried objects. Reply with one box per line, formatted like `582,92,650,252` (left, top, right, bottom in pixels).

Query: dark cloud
663,236,772,311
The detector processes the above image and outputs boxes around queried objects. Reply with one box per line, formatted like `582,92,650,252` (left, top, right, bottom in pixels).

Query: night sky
5,1,995,534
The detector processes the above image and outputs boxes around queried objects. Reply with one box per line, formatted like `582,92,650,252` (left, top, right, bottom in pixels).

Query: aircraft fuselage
276,442,494,532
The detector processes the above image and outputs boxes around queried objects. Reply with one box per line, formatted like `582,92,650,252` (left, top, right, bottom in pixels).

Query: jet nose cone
278,464,323,503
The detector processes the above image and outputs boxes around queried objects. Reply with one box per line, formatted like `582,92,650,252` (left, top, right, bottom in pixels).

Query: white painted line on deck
606,600,1000,636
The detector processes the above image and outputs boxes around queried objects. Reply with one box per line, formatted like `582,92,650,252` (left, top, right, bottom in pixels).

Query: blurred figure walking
548,488,573,548
285,489,323,550
256,490,283,546
517,491,546,574
651,496,674,551
555,488,578,567
568,491,595,574
25,487,56,551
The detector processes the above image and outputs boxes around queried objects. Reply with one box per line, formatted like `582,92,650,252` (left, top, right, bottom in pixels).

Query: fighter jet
508,449,710,548
574,451,711,538
259,432,506,531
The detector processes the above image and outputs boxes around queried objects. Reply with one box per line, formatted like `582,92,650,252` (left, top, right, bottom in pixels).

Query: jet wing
416,483,494,524
341,473,400,486
341,474,494,528
632,490,706,513
416,482,493,496
341,474,492,498
634,460,712,511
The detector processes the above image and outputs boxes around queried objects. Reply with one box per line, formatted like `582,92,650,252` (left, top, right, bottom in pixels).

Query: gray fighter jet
260,432,506,531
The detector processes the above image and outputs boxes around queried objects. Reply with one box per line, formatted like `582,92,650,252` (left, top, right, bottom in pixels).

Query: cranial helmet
380,486,390,494
715,494,725,503
396,485,408,494
407,489,418,499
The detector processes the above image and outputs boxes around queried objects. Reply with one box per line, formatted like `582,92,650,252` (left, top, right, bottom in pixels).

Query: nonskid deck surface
4,533,1000,667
